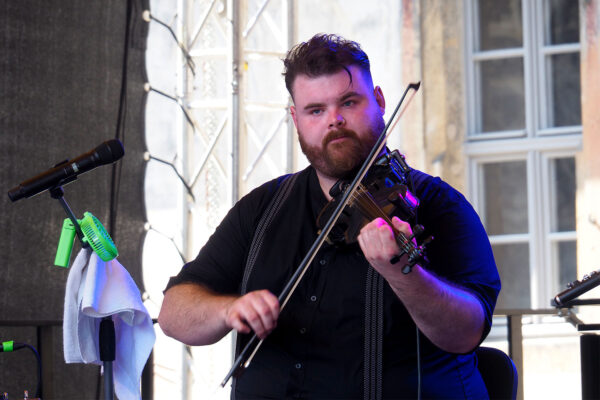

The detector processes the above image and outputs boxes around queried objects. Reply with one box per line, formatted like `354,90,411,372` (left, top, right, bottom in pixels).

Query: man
159,34,500,399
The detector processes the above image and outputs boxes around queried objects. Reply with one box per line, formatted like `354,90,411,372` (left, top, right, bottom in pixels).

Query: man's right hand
159,283,280,346
225,290,280,339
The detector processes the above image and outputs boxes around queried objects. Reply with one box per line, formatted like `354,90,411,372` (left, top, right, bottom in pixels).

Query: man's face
290,65,386,181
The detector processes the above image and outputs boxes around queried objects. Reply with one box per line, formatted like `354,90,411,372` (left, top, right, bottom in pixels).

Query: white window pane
547,52,581,127
551,157,576,232
546,0,580,45
478,0,523,50
483,161,528,235
480,58,525,132
557,240,577,290
493,243,530,309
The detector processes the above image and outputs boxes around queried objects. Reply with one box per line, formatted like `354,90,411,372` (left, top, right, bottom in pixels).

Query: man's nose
329,111,345,128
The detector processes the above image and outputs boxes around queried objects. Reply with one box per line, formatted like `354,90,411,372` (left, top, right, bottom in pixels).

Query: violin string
351,186,390,222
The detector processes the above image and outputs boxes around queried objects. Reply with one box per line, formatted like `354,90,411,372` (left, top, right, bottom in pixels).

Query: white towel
63,248,156,400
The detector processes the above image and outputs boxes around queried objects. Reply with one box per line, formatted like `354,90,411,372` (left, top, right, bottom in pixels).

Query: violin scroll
390,228,433,274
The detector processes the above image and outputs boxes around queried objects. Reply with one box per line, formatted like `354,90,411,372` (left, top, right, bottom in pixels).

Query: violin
317,149,432,272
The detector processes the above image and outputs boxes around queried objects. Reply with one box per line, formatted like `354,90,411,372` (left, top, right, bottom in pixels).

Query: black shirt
166,166,500,399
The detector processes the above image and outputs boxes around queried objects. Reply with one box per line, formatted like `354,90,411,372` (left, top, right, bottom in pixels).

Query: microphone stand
49,185,115,400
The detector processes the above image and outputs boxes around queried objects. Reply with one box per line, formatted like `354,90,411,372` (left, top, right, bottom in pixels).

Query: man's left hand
357,216,413,280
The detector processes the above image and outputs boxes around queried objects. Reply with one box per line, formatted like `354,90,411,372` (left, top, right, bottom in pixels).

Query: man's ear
374,86,386,115
290,105,298,128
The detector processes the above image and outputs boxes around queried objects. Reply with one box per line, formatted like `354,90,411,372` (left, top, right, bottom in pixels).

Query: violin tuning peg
422,235,434,246
407,225,425,243
412,224,425,237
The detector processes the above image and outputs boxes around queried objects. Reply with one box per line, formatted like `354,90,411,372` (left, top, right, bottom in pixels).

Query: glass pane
478,0,523,50
548,52,581,127
547,0,580,45
483,161,528,235
480,58,525,132
557,240,577,291
551,157,576,232
493,243,530,309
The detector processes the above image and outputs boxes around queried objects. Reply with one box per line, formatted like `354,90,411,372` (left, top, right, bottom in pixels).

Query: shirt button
295,363,302,369
319,259,327,265
310,295,317,302
300,327,307,334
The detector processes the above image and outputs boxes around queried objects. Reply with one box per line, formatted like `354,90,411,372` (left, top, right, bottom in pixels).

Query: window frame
464,0,582,309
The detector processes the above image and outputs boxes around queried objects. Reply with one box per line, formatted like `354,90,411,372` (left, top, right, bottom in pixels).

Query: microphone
7,139,124,202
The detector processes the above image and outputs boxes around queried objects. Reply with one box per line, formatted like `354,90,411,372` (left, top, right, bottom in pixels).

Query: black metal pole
99,317,116,400
580,333,600,400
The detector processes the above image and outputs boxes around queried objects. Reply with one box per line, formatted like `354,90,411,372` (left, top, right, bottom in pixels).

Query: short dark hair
283,33,371,97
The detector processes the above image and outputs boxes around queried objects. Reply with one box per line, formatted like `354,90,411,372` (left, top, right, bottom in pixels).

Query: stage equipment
7,139,124,202
51,194,119,400
552,268,600,400
49,189,118,400
55,212,118,268
552,270,600,307
0,341,42,399
7,139,124,400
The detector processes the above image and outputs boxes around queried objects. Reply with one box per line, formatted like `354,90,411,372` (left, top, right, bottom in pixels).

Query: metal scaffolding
145,1,296,397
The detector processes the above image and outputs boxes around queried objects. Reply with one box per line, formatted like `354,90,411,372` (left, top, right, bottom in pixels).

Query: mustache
322,128,359,146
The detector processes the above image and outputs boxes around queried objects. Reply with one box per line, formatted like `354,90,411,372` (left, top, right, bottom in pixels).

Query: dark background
0,0,150,398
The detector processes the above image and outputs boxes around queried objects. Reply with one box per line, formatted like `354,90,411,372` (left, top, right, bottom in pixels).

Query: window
465,0,582,309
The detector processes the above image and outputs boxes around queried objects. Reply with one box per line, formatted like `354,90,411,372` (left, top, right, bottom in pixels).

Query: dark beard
298,124,383,179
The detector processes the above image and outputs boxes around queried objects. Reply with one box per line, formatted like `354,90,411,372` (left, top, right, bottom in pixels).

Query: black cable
0,341,42,399
407,167,422,400
146,12,196,75
416,326,421,400
109,0,133,241
146,154,195,201
26,343,42,400
97,2,134,399
146,85,196,130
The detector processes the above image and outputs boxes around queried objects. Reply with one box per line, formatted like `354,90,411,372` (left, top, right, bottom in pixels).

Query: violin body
317,149,421,245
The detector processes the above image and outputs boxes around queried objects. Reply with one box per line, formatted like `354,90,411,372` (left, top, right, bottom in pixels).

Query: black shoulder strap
364,268,384,400
240,172,300,295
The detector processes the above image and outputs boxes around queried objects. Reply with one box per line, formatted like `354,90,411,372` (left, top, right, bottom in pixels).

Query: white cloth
63,248,155,400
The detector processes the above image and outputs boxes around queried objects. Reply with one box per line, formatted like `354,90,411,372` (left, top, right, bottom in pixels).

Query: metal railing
494,309,562,400
3,310,591,400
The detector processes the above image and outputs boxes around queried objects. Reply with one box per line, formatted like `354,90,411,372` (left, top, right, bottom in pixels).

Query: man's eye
343,100,354,107
311,109,323,115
